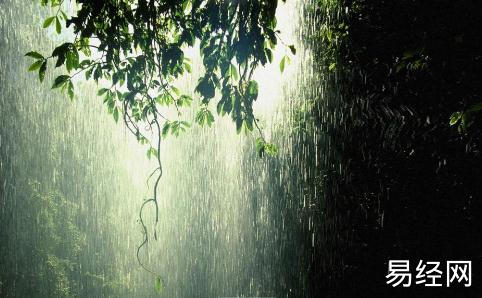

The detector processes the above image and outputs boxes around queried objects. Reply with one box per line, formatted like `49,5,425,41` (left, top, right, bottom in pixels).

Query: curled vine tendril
133,100,164,277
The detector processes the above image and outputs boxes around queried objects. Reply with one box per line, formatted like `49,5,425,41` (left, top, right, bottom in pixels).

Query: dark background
305,0,482,296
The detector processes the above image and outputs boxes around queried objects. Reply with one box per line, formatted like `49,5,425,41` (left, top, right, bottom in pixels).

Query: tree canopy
27,0,293,282
27,0,293,142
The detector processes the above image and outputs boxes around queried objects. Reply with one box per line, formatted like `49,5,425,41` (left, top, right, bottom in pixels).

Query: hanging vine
27,0,295,290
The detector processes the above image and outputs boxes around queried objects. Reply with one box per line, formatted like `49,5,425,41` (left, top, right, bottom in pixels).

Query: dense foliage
27,0,295,281
2,181,85,297
28,0,292,146
18,0,481,296
1,181,134,297
1,6,139,290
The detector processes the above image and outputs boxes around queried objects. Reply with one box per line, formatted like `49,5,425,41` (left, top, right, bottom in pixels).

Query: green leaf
55,17,61,34
216,99,224,115
449,112,462,126
162,122,170,137
289,45,296,55
177,95,192,107
52,43,70,58
113,107,119,122
39,61,47,83
147,147,158,160
60,10,68,21
255,138,278,157
280,56,286,73
85,67,93,80
328,63,336,71
195,108,214,127
255,137,264,151
280,57,285,73
93,66,103,82
266,28,277,47
25,51,44,60
97,88,109,96
28,60,43,72
65,49,79,72
170,121,180,136
245,116,254,132
171,86,181,96
265,48,273,63
195,76,215,99
255,137,265,157
246,80,259,101
461,113,468,130
235,117,243,134
206,109,214,127
229,63,239,81
264,143,278,156
182,0,192,12
52,75,70,89
195,110,204,125
222,94,233,115
67,81,74,100
183,61,192,73
154,276,164,294
51,43,70,68
326,29,333,42
156,93,173,106
43,16,55,28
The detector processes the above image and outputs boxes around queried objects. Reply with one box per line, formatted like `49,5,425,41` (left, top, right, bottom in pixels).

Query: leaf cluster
29,0,295,145
28,1,292,283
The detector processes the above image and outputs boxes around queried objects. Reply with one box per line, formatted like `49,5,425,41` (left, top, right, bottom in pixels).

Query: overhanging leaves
30,0,289,280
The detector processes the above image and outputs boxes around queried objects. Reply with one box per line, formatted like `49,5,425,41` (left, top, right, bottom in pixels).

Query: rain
2,0,481,297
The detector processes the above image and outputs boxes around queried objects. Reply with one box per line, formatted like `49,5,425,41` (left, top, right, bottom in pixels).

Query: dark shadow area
306,0,482,296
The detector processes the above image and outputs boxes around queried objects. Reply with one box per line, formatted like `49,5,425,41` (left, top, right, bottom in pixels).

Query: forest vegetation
0,0,480,297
